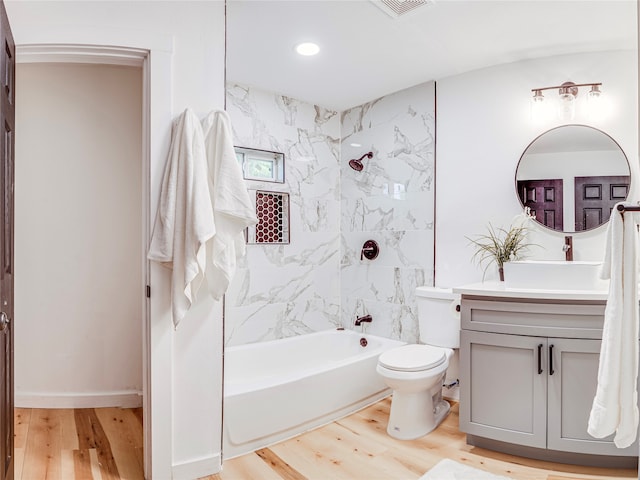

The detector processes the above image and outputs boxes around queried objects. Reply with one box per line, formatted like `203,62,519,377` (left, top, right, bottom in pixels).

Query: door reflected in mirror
515,124,630,233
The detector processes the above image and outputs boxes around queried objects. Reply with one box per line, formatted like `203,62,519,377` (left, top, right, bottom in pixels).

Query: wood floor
14,400,638,480
209,398,638,480
14,407,143,480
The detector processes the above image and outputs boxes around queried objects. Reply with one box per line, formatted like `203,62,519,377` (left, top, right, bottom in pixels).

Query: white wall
5,2,226,478
436,50,638,287
15,63,143,408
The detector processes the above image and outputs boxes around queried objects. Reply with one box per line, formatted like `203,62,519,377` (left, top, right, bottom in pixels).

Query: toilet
376,286,460,440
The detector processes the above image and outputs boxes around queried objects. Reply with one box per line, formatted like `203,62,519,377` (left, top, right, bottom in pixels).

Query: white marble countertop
452,281,609,301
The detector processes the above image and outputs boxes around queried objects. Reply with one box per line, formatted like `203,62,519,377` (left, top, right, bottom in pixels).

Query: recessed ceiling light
295,42,320,56
350,143,362,148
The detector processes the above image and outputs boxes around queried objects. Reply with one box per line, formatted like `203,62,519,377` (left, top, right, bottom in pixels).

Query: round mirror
515,125,630,233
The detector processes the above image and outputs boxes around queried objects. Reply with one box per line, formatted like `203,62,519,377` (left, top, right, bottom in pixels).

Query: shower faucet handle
360,240,379,261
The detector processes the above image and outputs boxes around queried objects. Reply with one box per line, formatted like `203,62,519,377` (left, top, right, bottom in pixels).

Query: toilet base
386,390,450,440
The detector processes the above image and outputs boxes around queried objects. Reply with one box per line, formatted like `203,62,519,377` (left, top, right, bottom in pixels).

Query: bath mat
420,459,514,480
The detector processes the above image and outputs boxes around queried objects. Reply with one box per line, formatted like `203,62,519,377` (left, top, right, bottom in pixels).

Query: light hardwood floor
14,400,638,480
15,407,144,480
209,399,638,480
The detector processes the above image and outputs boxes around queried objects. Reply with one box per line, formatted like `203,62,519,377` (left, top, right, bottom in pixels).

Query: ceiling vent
371,0,436,18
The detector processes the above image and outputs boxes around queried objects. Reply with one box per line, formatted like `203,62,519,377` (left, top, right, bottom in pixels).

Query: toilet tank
416,286,460,348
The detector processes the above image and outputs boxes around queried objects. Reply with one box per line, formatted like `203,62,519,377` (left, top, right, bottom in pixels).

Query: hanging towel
588,202,639,448
148,108,216,327
202,110,257,300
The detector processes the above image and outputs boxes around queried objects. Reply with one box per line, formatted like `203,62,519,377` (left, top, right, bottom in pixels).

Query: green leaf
466,222,539,280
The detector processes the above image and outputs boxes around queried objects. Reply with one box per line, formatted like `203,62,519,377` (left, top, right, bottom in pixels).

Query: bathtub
223,329,405,459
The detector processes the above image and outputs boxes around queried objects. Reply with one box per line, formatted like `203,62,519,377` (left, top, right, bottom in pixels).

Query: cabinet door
547,338,638,455
460,330,547,448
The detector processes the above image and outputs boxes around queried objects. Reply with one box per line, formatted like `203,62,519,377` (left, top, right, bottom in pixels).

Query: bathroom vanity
454,282,638,468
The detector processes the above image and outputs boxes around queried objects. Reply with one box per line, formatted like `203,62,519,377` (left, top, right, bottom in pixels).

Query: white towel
588,202,639,448
148,109,216,327
202,110,257,300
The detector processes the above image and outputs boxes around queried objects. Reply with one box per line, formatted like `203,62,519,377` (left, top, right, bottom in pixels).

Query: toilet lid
378,344,446,372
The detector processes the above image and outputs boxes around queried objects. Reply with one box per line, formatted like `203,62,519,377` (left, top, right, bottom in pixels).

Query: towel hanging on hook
148,108,216,327
148,109,257,327
588,201,640,448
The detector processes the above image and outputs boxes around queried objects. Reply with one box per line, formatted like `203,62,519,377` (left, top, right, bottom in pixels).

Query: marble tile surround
225,84,341,346
225,81,435,346
341,82,436,343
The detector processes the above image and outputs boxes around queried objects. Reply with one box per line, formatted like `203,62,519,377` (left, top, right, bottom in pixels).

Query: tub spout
355,314,372,326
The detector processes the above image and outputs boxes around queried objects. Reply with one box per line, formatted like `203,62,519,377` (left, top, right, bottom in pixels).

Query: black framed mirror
515,124,630,233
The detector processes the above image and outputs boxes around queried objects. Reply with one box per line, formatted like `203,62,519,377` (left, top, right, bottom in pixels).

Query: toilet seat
378,344,446,372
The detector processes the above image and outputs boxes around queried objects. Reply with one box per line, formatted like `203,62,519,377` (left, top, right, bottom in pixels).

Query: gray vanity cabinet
459,296,637,463
460,329,547,448
546,337,622,455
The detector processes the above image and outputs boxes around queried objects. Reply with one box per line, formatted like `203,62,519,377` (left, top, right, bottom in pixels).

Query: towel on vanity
588,202,639,448
147,108,216,327
202,110,257,300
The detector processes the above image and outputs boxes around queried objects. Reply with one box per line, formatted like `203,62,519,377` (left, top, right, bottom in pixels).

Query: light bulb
530,90,547,122
557,88,576,121
587,84,604,120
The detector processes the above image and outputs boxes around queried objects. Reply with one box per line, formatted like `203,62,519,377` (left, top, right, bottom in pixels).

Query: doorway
13,62,144,476
15,63,143,407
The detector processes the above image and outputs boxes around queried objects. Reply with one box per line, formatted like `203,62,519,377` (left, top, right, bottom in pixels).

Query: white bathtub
223,329,405,459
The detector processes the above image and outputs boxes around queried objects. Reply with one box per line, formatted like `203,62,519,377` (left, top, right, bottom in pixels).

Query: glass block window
247,190,290,244
235,146,284,183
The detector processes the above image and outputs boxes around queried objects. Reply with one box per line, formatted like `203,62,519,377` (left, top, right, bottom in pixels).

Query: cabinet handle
549,344,554,376
537,343,543,374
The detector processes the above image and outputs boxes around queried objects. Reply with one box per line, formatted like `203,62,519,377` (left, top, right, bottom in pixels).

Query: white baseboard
15,390,143,409
172,453,222,480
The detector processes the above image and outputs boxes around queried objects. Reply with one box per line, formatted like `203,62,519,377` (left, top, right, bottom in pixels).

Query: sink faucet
563,235,573,261
355,314,372,326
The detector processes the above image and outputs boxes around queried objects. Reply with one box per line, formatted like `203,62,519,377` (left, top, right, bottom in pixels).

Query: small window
235,146,284,183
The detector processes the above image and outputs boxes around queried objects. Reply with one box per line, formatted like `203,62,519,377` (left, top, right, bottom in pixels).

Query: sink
502,260,608,291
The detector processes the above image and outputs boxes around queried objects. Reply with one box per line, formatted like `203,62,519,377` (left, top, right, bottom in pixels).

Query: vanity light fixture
295,42,320,56
530,81,603,122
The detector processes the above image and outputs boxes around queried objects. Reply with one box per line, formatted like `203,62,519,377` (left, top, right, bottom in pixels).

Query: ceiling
226,0,637,112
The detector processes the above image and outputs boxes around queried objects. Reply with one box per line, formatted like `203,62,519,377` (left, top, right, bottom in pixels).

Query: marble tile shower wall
225,84,342,346
225,81,435,346
341,82,436,343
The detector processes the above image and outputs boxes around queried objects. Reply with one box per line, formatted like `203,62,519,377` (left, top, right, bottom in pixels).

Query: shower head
349,152,373,171
349,158,364,171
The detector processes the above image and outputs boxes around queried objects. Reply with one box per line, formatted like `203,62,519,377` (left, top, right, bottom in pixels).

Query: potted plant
467,223,533,281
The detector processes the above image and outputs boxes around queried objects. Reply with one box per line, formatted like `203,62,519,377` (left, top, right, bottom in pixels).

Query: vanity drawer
461,296,606,339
